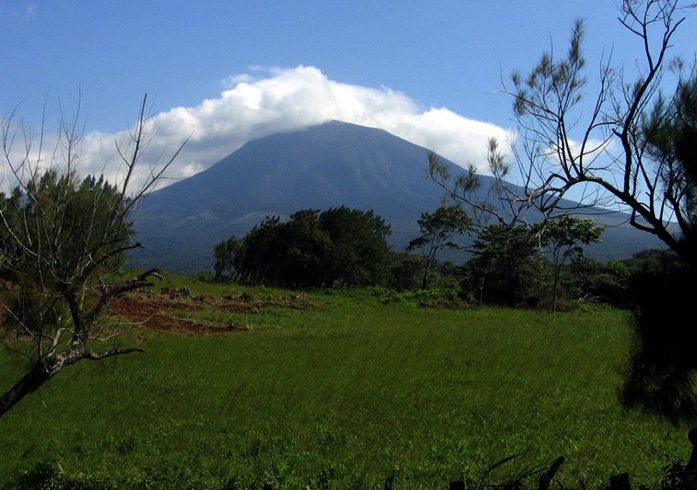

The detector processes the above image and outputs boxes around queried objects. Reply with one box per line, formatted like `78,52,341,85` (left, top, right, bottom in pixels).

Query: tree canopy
537,216,605,311
407,204,473,289
214,206,392,288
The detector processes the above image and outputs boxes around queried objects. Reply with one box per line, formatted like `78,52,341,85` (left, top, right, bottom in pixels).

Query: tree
0,96,184,419
233,215,285,286
465,224,542,306
214,207,392,288
406,204,473,289
642,71,697,256
388,253,427,291
318,206,392,286
213,236,243,281
566,256,631,305
279,209,334,288
537,216,605,311
507,1,695,265
475,0,697,419
431,1,695,263
618,74,697,421
428,138,538,229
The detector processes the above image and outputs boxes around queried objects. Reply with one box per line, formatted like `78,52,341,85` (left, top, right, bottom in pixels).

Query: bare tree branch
431,0,695,265
0,95,184,419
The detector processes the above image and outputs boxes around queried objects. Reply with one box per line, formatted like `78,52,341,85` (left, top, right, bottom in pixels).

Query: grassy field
0,279,692,489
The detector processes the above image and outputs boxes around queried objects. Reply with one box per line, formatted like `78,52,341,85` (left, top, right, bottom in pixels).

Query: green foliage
511,18,586,121
463,225,544,306
387,253,426,291
0,172,129,285
213,206,391,288
213,237,242,281
643,72,697,263
319,206,392,286
452,217,606,310
0,170,133,356
539,216,604,265
370,285,465,306
407,204,473,289
566,257,631,305
537,216,605,311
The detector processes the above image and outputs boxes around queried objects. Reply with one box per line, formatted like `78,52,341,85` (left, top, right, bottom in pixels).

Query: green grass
0,282,691,489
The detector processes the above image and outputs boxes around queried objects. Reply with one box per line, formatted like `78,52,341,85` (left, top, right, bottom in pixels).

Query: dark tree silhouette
214,207,391,288
319,206,392,286
620,72,697,422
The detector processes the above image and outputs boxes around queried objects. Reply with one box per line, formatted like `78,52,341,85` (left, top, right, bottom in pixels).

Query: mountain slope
130,121,664,273
130,121,448,272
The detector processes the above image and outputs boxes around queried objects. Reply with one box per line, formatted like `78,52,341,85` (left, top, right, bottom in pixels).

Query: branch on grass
85,346,146,360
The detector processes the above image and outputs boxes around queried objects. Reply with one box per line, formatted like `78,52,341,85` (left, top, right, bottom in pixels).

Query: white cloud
2,66,513,192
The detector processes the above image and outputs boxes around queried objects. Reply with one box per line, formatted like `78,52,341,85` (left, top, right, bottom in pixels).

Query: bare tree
512,0,694,261
428,138,535,228
431,1,695,265
0,96,185,419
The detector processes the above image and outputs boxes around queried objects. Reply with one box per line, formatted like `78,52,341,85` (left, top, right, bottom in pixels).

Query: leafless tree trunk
0,95,186,419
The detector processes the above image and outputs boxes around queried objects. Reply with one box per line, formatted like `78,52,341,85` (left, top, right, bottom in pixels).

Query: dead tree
0,95,186,419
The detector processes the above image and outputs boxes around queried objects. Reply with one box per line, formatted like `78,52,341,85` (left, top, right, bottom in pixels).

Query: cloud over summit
6,67,511,191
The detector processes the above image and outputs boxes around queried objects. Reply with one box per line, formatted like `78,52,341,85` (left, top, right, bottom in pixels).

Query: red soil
110,288,310,335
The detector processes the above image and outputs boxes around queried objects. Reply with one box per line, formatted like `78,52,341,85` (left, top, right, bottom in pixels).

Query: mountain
129,121,665,273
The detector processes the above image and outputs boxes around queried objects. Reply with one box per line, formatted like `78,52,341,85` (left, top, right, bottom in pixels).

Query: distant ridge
130,121,664,273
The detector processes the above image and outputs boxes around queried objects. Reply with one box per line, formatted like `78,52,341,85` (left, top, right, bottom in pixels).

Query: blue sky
1,1,695,186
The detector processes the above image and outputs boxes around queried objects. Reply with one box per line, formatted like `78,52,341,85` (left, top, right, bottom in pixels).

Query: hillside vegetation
130,121,664,273
0,277,691,489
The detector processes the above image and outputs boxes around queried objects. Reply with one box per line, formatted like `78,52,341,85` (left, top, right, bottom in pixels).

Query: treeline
460,242,685,310
403,224,680,312
213,205,676,311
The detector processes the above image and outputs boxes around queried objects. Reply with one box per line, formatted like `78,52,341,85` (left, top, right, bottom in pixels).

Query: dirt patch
110,289,312,335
